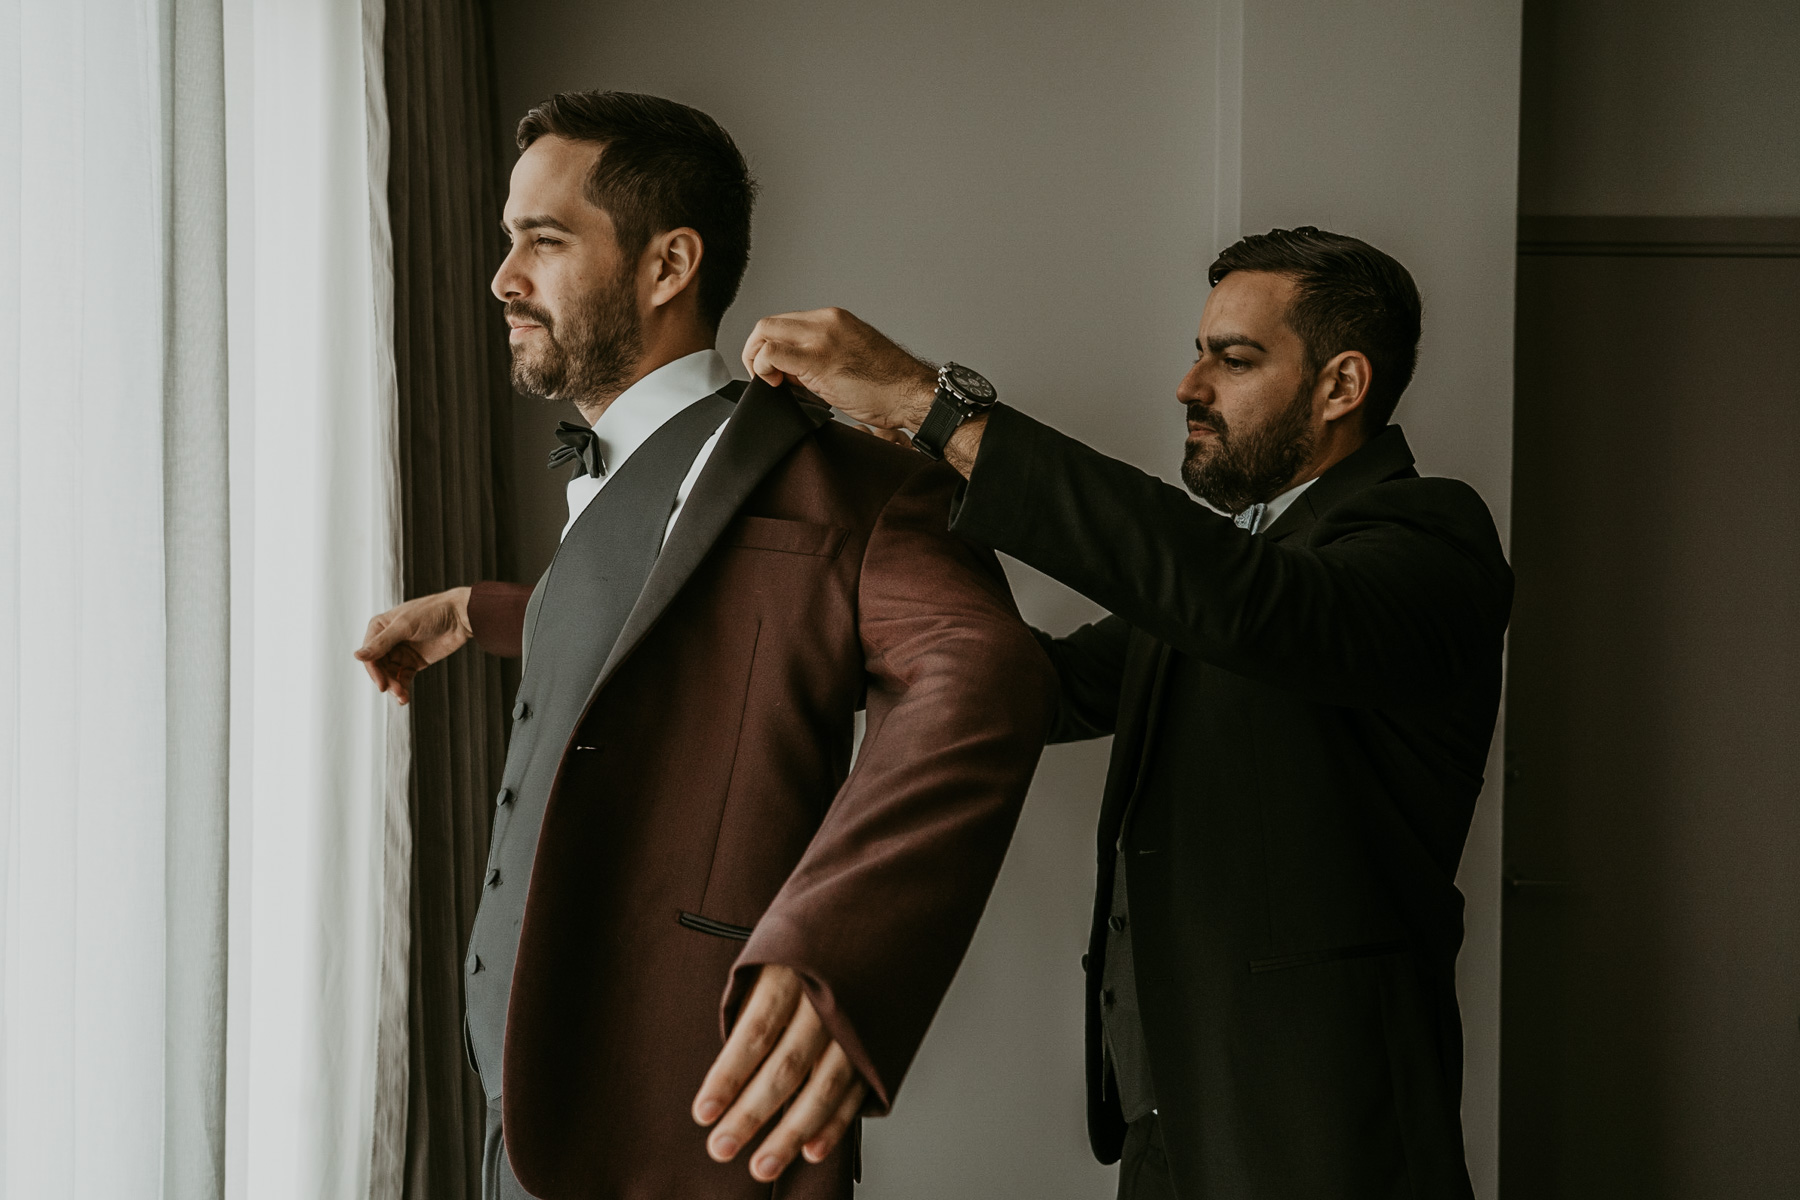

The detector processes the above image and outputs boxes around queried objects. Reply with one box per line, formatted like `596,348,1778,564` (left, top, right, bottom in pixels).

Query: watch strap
912,389,964,460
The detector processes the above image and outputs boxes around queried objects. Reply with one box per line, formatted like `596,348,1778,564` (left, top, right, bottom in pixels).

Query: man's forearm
939,413,986,478
884,373,985,478
466,580,533,658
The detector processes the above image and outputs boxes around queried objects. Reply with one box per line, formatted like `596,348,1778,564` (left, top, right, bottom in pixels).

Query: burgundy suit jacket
468,380,1055,1199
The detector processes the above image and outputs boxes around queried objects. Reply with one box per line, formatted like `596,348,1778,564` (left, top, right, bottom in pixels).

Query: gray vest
1102,845,1157,1122
463,389,734,1098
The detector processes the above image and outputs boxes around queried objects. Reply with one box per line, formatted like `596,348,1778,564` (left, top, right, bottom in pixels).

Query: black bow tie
548,420,606,478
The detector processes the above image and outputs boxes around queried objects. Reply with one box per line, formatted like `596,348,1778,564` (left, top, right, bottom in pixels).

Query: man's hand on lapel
692,964,866,1181
742,308,936,434
743,308,988,477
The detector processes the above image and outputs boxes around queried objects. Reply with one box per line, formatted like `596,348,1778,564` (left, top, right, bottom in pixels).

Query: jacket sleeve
949,404,1513,709
1034,615,1132,743
467,580,533,659
722,463,1058,1114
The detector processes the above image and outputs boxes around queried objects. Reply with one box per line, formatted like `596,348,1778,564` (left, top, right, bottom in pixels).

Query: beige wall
1234,5,1524,1193
487,3,1520,1196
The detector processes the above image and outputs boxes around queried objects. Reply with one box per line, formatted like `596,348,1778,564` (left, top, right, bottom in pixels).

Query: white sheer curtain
2,3,172,1195
0,0,411,1197
223,0,410,1195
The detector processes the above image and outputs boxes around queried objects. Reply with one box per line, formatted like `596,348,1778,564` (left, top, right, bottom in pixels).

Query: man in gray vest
355,92,1055,1200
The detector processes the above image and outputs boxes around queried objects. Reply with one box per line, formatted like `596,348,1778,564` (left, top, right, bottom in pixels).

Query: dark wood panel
1503,252,1800,1199
1518,215,1800,257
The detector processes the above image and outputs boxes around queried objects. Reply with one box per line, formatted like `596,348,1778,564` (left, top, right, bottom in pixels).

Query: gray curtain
383,2,516,1196
161,0,231,1196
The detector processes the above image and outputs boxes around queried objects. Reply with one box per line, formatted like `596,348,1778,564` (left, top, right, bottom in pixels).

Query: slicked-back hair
1208,227,1423,429
517,91,757,332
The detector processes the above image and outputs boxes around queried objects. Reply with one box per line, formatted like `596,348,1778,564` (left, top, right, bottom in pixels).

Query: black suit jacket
950,406,1511,1199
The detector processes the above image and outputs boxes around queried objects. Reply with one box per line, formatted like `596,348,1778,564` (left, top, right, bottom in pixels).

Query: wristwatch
911,362,998,460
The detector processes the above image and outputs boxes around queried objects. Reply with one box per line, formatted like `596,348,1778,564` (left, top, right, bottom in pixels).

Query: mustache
505,299,555,332
1185,404,1227,437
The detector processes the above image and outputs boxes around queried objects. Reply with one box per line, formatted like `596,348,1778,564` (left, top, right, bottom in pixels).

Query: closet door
1502,217,1800,1200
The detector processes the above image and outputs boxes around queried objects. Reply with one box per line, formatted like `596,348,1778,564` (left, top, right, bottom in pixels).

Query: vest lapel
518,562,554,674
587,378,829,698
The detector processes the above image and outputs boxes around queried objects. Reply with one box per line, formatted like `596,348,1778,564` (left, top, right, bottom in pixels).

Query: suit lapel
585,378,828,700
1118,638,1172,843
1260,423,1421,544
1096,629,1170,847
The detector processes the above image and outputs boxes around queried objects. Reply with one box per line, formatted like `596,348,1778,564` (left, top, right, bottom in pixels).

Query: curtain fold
382,2,515,1195
4,2,179,1194
7,0,424,1193
161,0,233,1195
222,0,410,1196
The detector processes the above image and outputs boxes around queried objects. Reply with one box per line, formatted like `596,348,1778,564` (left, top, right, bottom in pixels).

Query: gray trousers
1118,1113,1177,1200
483,1101,533,1200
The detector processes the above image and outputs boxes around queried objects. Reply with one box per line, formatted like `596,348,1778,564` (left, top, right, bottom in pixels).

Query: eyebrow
1201,334,1267,355
501,214,576,236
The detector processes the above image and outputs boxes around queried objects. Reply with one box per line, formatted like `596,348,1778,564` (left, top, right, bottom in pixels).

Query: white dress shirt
560,348,735,543
1202,476,1320,534
1247,476,1318,535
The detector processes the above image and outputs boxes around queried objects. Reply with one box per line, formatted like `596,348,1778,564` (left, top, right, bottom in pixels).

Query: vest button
466,954,482,975
1109,915,1126,932
512,700,529,721
1101,987,1115,1007
485,868,501,888
495,787,513,808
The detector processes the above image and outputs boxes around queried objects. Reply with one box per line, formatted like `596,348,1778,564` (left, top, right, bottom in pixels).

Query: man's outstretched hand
692,964,868,1182
353,586,473,705
742,308,937,434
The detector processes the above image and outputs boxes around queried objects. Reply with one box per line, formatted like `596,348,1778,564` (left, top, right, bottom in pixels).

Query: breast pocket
723,515,847,558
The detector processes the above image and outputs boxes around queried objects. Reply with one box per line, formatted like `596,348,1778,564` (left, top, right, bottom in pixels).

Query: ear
1316,350,1371,425
646,227,704,311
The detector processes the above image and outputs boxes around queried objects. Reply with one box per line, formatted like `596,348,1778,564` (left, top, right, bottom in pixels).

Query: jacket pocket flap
678,911,754,941
724,515,846,558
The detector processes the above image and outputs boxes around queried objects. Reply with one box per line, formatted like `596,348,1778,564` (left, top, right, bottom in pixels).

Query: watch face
946,363,997,406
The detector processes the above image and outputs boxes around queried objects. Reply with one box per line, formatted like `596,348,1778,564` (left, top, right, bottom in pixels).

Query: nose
491,245,527,302
1177,358,1210,408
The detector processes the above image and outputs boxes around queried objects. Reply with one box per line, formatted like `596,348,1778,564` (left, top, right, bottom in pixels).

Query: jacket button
485,868,501,888
1108,915,1126,932
495,787,513,808
466,954,482,975
1080,953,1090,972
512,700,529,721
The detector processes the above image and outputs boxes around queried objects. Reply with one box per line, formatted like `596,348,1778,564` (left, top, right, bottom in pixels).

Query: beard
1180,377,1317,515
506,265,642,404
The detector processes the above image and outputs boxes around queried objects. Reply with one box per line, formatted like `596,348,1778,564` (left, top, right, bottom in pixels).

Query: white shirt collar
587,348,733,472
1257,476,1318,533
1201,475,1321,534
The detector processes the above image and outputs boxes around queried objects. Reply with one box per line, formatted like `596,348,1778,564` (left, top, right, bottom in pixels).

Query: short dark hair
1208,227,1423,429
517,91,757,331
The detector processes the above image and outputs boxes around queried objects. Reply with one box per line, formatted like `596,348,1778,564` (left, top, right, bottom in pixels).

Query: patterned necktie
1234,502,1268,534
548,420,606,478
